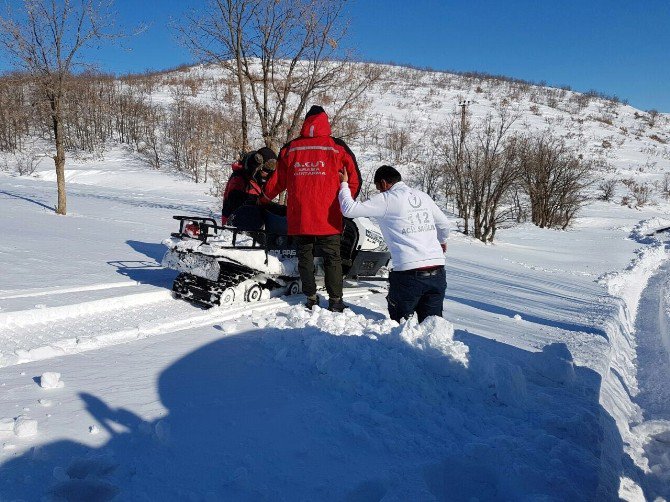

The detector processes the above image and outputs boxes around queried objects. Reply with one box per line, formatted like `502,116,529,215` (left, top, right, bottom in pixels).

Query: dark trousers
387,267,446,323
295,235,342,299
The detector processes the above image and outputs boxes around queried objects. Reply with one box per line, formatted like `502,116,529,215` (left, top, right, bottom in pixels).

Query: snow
13,417,39,438
39,372,65,390
1,71,670,499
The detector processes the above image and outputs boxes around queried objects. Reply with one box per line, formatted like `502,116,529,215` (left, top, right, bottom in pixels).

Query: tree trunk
236,70,249,151
235,24,249,151
51,97,66,215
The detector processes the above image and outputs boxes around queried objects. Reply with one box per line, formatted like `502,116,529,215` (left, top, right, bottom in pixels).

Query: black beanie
256,146,277,163
305,105,325,119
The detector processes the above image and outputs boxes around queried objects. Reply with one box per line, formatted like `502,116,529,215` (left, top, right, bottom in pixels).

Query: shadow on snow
0,190,54,212
107,240,177,290
0,322,641,501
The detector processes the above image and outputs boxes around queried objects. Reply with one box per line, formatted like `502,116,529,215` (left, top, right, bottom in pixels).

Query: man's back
264,106,360,235
340,181,449,271
375,183,448,271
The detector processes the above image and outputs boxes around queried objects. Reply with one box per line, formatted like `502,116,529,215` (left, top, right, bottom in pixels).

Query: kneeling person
221,147,279,230
339,165,449,323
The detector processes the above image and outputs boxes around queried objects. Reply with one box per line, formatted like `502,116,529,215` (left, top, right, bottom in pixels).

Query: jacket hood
231,160,244,172
300,109,332,138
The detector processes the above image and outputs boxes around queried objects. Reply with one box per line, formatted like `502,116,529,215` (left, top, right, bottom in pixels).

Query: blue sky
2,0,668,112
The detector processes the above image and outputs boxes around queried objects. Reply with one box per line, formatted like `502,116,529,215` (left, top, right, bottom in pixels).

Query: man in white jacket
339,165,449,323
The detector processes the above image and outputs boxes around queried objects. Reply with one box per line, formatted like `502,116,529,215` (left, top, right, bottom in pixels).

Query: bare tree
647,109,659,128
440,104,472,234
0,74,32,152
180,0,354,150
315,62,384,141
413,130,445,198
440,103,521,242
629,181,653,207
660,173,670,200
0,0,122,215
181,0,253,150
465,107,522,242
518,134,592,229
597,179,617,201
138,102,166,170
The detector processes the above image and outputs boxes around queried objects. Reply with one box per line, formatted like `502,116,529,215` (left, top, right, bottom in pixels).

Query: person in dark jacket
221,147,277,229
261,105,361,312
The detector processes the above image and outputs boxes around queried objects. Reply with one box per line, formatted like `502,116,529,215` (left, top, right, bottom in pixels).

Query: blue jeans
387,267,446,323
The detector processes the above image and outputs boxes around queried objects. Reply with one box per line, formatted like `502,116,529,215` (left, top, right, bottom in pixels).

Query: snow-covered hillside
1,64,670,500
163,62,670,190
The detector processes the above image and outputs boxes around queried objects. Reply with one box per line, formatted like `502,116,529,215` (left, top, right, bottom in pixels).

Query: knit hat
257,147,276,163
244,147,277,174
305,105,325,119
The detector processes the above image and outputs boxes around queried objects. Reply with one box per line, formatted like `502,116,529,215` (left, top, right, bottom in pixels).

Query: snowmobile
162,213,391,308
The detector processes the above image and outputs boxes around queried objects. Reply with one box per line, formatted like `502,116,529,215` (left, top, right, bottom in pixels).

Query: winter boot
305,294,321,310
328,297,346,313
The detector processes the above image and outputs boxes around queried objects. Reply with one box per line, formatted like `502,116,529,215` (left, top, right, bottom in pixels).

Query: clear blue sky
3,0,669,112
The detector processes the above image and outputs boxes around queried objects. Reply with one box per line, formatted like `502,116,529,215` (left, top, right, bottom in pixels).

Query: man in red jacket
262,105,361,311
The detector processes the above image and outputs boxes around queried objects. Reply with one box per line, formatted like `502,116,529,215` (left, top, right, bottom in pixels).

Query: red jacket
221,161,263,225
263,110,361,235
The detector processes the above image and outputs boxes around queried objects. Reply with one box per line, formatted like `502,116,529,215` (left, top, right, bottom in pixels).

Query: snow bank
605,218,670,320
598,218,670,495
253,304,619,499
263,306,469,417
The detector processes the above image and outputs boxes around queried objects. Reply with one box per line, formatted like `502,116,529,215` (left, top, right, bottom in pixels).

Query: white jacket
339,181,449,271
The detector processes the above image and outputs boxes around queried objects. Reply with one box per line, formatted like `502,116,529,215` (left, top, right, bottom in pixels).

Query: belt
394,266,444,277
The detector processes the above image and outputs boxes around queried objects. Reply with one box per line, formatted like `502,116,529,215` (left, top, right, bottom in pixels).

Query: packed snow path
630,261,670,499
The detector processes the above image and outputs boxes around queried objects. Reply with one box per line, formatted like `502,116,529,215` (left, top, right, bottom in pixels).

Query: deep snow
1,148,669,501
1,63,670,499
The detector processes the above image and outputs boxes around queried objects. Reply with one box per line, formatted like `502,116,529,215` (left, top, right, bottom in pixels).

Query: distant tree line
0,72,242,183
381,102,595,242
0,72,601,240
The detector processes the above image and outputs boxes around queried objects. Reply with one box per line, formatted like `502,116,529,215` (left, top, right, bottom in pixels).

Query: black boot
305,294,320,310
328,297,346,313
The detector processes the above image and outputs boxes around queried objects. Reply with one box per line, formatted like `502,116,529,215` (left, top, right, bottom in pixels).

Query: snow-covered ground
1,145,670,501
4,57,670,499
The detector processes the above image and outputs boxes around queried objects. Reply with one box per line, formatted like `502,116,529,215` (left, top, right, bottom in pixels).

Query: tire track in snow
0,291,172,329
0,288,377,368
0,281,141,300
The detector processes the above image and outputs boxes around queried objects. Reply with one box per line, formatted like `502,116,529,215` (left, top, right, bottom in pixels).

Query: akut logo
293,160,325,169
